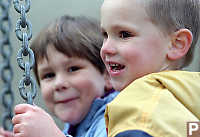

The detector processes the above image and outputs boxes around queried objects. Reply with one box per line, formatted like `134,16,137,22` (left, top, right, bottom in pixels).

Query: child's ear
167,29,193,60
103,70,113,91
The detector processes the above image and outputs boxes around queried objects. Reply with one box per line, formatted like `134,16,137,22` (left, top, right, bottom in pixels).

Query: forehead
37,46,67,67
101,0,146,13
101,0,149,29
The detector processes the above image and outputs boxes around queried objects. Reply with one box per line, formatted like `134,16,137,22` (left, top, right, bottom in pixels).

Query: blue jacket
63,91,119,137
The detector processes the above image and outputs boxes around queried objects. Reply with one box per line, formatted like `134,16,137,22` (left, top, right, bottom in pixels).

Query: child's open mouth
109,63,125,72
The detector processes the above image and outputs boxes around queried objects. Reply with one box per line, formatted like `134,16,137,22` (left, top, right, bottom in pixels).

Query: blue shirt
63,91,119,137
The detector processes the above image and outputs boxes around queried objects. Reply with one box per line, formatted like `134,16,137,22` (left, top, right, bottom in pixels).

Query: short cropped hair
145,0,200,67
30,15,104,84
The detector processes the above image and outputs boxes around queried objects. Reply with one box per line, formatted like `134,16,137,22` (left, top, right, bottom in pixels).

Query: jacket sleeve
115,130,153,137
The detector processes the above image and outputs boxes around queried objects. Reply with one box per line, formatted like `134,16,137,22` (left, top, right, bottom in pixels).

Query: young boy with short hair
100,0,200,136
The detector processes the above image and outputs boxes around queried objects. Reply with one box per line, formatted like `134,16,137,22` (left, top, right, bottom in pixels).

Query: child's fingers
13,132,23,137
12,114,21,125
13,124,26,137
14,104,34,114
13,124,21,134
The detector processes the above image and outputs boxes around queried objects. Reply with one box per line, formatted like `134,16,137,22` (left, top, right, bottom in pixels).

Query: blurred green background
0,0,199,131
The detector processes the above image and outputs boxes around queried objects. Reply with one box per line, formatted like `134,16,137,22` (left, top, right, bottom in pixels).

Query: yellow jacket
105,71,200,137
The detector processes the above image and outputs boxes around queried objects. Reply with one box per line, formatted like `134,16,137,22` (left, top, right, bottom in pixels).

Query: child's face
101,0,171,91
37,45,106,125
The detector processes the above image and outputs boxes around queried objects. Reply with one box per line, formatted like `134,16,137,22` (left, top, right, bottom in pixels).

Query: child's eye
42,73,55,80
119,31,132,39
68,66,80,72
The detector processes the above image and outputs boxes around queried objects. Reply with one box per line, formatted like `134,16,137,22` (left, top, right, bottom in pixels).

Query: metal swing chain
13,0,37,105
0,0,14,131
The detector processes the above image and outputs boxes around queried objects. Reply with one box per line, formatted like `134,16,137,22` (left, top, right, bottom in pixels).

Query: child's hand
12,104,65,137
0,128,14,137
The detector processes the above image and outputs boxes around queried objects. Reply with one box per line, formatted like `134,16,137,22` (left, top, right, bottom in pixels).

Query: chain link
0,0,14,131
13,0,37,105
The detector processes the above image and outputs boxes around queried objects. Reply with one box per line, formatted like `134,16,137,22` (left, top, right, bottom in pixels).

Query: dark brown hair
145,0,200,67
30,15,104,84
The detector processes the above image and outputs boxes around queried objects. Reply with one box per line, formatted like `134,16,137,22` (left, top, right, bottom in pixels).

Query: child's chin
112,81,125,91
57,113,82,125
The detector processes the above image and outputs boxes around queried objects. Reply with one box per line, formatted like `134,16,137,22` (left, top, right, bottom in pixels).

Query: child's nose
54,75,68,92
101,38,117,56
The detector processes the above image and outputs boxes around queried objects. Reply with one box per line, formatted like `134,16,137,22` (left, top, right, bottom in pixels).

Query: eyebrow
38,57,81,72
113,23,138,31
102,23,138,36
37,64,52,78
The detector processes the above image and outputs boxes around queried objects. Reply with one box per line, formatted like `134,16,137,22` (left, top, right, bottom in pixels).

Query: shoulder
105,71,200,137
115,130,153,137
